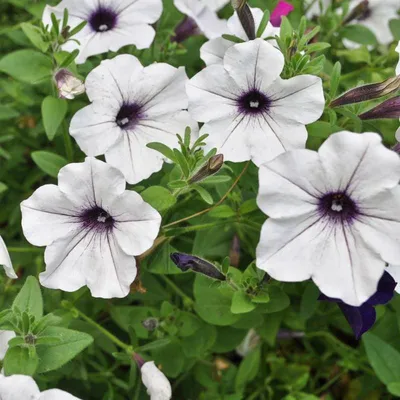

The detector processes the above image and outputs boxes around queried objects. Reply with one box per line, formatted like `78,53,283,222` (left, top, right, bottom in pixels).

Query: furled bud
172,16,201,43
343,0,370,25
270,1,295,27
231,0,256,40
359,96,400,120
170,253,226,281
331,76,400,108
136,358,172,400
189,154,224,184
54,69,85,100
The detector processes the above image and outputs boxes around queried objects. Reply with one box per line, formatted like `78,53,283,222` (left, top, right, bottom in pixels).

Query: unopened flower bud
231,0,256,40
172,16,201,43
331,76,400,108
189,154,224,184
54,69,85,100
343,0,370,25
170,253,226,281
138,359,172,400
359,96,400,120
236,329,260,357
142,318,159,331
61,26,70,39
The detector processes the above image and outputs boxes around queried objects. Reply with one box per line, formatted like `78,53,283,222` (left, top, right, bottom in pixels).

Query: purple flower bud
319,271,396,339
359,96,400,120
343,0,370,25
331,76,400,108
170,253,226,281
231,1,256,40
142,318,159,331
172,16,201,43
54,69,85,100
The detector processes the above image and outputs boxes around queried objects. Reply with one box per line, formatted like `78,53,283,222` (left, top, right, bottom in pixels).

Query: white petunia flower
20,157,161,299
70,54,197,184
200,7,280,66
173,0,228,39
0,236,16,280
387,264,400,293
42,0,162,64
54,69,85,100
0,374,81,399
0,331,15,360
187,39,325,166
343,0,399,49
141,361,172,400
256,131,400,307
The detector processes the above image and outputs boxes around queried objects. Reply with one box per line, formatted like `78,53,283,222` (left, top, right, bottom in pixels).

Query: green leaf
341,25,378,46
330,61,342,99
36,326,93,373
173,149,190,178
363,332,400,385
168,180,187,189
21,22,48,52
3,346,38,376
181,322,216,357
192,184,213,204
280,16,293,42
260,286,290,314
256,10,270,38
257,312,284,347
176,312,202,337
208,205,236,219
136,338,171,352
0,50,52,84
152,340,185,378
146,142,177,162
41,96,68,140
300,282,320,320
32,151,68,178
140,186,176,212
144,242,183,275
194,275,240,326
0,105,19,121
390,19,400,41
388,382,400,396
12,276,43,320
235,347,261,392
231,291,256,314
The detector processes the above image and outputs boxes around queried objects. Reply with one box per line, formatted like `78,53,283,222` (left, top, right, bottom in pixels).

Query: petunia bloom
42,0,162,64
200,7,280,66
188,39,324,166
256,131,400,306
0,374,81,399
20,157,161,298
134,354,172,400
173,0,228,40
270,1,294,27
0,236,16,280
54,69,85,100
343,0,399,49
319,271,396,339
70,54,197,184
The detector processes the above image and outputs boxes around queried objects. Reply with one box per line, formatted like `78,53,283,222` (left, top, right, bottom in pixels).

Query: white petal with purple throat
70,54,198,184
256,131,400,307
188,39,324,165
42,0,163,64
21,158,161,299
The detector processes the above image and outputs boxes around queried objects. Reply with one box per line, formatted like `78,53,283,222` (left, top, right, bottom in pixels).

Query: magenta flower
270,1,294,27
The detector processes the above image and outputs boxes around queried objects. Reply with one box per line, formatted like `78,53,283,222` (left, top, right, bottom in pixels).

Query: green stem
315,371,345,395
7,247,43,253
159,275,194,306
64,302,132,352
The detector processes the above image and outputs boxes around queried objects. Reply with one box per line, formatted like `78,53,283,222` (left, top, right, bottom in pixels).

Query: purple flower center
116,103,143,129
89,7,118,32
318,192,359,224
237,89,271,115
80,206,114,233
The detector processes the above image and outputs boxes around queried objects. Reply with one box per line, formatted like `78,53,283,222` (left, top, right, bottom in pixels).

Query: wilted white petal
0,237,16,279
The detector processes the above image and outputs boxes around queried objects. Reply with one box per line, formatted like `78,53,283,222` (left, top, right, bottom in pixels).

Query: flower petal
40,389,81,400
115,0,162,24
338,302,376,339
41,230,136,298
110,191,161,256
223,39,284,92
319,131,400,200
70,103,122,156
0,375,40,399
0,236,16,279
200,38,233,66
386,264,400,294
268,75,325,125
58,158,126,208
21,184,80,247
187,64,241,122
141,361,172,400
257,149,323,218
